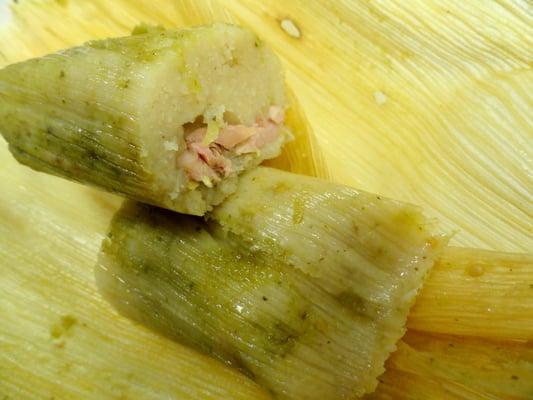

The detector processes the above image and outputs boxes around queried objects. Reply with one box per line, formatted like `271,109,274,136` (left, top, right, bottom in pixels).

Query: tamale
0,23,290,215
96,168,445,399
97,202,379,399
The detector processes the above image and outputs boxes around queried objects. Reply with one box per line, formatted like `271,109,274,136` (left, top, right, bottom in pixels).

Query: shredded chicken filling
176,106,284,187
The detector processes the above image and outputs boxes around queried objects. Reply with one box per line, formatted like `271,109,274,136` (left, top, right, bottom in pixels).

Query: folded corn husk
0,0,532,398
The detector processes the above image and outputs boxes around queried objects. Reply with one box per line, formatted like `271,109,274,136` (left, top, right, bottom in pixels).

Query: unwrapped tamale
96,168,446,399
0,24,289,215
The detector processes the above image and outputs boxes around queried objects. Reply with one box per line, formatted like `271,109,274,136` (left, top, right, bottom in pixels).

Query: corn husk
364,369,496,400
409,247,533,341
366,331,533,400
390,331,533,400
0,0,532,398
215,0,533,252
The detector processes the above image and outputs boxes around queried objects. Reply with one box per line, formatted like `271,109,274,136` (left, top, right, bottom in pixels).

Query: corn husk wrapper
0,0,532,398
365,331,533,400
409,247,533,341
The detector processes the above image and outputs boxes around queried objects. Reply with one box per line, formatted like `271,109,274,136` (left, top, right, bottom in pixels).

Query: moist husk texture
394,332,533,399
365,331,533,400
0,0,532,399
408,247,533,341
97,166,445,399
0,23,287,215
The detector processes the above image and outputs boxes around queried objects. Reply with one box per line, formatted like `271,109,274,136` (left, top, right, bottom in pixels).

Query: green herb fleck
118,78,130,89
292,197,305,224
50,315,77,338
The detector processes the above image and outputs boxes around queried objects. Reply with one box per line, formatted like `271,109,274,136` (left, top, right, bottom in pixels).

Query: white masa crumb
280,19,301,38
163,141,180,151
373,91,387,105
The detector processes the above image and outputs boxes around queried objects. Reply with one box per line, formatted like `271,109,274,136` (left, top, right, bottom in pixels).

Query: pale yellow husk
366,330,533,400
364,369,497,400
393,331,533,400
409,247,533,341
0,0,532,398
